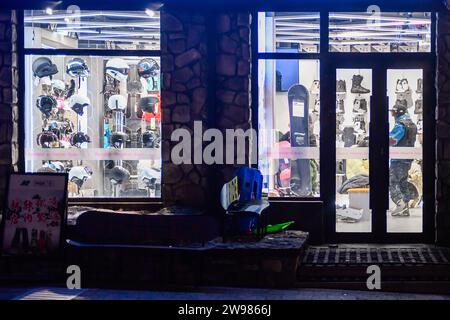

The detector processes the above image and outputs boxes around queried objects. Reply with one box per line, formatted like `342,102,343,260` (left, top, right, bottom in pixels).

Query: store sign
0,173,68,257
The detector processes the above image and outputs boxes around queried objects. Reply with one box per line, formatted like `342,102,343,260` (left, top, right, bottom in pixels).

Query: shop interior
258,11,429,237
24,10,161,198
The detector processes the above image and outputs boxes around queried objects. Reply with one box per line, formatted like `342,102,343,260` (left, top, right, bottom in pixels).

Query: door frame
325,55,435,243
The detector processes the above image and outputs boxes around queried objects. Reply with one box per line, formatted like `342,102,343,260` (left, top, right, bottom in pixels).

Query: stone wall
160,11,210,207
215,13,252,187
161,11,252,209
437,10,450,245
0,10,18,207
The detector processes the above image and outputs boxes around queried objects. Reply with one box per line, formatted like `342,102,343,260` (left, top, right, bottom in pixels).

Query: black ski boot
337,99,345,113
351,75,370,94
336,80,346,93
416,78,423,94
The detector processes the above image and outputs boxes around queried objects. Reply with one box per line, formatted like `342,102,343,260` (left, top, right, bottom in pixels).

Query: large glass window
329,12,431,53
24,11,161,199
258,59,320,198
25,10,160,50
258,12,320,53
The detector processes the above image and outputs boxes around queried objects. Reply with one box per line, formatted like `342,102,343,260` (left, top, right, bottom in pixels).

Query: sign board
0,173,68,257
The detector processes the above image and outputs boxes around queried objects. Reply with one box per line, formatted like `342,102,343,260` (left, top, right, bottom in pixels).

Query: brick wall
0,10,18,208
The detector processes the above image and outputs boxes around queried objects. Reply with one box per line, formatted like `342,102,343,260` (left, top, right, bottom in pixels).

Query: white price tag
292,100,305,118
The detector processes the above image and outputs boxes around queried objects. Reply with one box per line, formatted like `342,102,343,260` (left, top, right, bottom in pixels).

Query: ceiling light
145,9,155,17
45,7,53,15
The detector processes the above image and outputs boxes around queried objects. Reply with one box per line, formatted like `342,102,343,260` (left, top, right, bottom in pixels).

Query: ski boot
395,78,410,94
342,126,356,147
351,75,370,94
416,78,423,94
391,199,410,217
310,80,320,95
337,100,345,114
336,80,346,93
414,99,423,114
353,99,367,113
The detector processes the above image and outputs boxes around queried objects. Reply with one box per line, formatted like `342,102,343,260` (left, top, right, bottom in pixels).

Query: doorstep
297,244,450,293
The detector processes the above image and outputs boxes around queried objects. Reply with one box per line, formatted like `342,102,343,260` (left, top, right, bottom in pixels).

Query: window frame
253,9,436,203
17,10,163,205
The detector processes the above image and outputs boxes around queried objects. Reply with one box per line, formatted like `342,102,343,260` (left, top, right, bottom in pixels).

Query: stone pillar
160,11,210,207
160,11,253,209
215,13,252,186
0,10,18,207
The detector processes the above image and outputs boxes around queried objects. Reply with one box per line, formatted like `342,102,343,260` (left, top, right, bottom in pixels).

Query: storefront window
258,12,320,53
24,10,160,50
329,12,431,53
23,11,162,199
258,59,320,198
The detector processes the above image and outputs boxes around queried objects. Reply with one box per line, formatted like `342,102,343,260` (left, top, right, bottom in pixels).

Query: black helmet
36,131,59,148
110,132,128,148
139,96,159,113
69,94,91,116
108,165,130,185
32,57,58,78
61,119,75,136
390,99,408,115
70,132,91,147
66,58,90,78
137,58,159,78
36,95,57,118
142,130,159,148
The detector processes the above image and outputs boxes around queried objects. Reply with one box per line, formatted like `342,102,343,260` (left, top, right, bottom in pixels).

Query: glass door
329,60,434,243
386,69,424,233
335,68,372,233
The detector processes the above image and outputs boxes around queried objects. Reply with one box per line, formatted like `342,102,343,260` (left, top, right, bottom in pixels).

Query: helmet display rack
27,55,162,199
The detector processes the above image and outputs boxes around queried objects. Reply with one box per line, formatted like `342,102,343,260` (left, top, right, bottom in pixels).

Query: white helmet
52,79,65,91
40,76,52,86
69,94,91,116
69,166,93,188
108,94,127,111
105,58,129,81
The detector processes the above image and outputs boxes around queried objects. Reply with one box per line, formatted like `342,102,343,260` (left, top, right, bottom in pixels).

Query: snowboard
288,84,311,196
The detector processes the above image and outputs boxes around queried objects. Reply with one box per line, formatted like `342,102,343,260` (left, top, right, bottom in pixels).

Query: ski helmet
142,130,159,148
52,79,66,97
110,132,128,148
61,119,74,136
69,166,93,188
137,58,159,78
36,131,59,148
36,95,57,118
107,95,127,111
49,161,65,172
389,99,408,115
69,94,90,116
108,165,130,185
32,57,58,78
138,96,159,113
65,79,76,99
70,132,91,146
66,58,90,78
37,166,57,173
141,166,161,188
105,58,129,81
